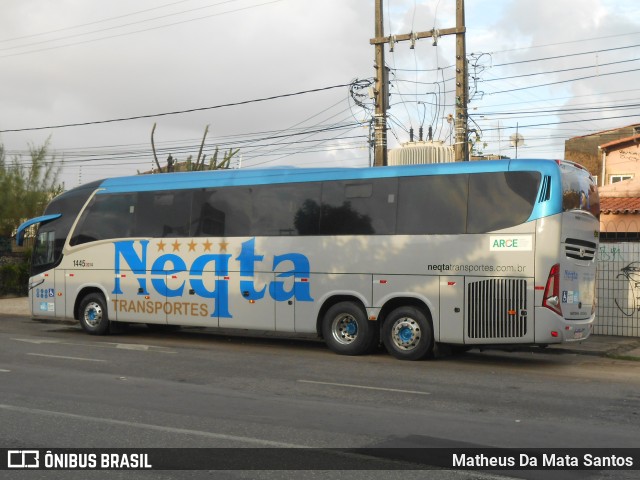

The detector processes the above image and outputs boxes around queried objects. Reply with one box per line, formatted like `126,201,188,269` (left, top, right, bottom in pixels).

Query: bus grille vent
467,279,527,339
565,238,597,261
538,175,551,202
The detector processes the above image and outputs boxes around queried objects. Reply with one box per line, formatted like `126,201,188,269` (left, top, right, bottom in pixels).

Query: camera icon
7,450,40,468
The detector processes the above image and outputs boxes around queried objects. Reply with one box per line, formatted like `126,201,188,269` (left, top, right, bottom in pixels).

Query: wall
596,242,640,337
601,214,640,239
605,142,640,183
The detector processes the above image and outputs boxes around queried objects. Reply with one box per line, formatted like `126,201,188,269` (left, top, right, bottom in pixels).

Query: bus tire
79,293,110,335
382,306,433,361
322,301,377,356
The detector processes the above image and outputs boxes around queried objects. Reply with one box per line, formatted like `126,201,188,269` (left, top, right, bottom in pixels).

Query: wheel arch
378,296,435,336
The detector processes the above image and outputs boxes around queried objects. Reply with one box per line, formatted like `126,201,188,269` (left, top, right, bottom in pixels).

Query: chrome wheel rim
83,302,103,328
331,313,358,345
391,317,421,351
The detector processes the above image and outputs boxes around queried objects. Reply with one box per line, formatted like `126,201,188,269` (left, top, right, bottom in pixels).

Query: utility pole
454,0,469,162
373,0,388,167
370,0,468,164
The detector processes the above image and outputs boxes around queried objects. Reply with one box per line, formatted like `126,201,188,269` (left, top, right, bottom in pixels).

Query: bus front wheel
79,293,110,335
382,306,433,360
322,301,377,356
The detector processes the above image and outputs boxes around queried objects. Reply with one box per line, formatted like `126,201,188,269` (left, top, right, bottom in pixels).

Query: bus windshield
31,180,102,275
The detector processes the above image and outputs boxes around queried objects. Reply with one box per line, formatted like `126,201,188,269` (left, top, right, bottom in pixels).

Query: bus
16,159,600,360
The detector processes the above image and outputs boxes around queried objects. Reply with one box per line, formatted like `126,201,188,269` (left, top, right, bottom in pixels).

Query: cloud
0,0,639,184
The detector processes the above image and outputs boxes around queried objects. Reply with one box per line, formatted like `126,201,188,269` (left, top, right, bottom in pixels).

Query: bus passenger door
438,276,465,343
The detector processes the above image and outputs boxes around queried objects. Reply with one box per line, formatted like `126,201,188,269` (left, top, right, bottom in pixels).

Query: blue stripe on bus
95,159,567,220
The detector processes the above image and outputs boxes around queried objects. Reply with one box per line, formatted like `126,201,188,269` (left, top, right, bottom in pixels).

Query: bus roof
96,159,570,194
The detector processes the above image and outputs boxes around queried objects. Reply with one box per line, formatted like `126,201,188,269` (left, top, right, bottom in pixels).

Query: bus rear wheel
79,293,110,335
322,301,377,356
382,306,433,360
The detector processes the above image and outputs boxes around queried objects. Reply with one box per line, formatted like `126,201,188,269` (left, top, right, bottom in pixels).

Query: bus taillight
543,264,562,315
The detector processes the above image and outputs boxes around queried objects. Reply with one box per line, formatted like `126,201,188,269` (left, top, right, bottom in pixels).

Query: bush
0,237,11,255
0,253,30,297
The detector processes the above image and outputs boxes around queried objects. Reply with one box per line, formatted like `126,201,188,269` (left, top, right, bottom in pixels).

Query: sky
0,0,639,188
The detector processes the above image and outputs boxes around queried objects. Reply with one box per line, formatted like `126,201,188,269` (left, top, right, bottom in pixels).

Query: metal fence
596,241,640,337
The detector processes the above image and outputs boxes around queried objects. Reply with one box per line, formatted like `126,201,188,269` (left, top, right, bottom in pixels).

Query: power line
241,99,353,159
487,30,640,55
0,0,243,53
476,102,640,118
0,0,199,43
5,123,367,167
476,112,640,131
0,0,282,59
249,122,365,167
481,57,640,83
491,43,640,68
484,66,640,96
471,88,640,109
0,83,353,133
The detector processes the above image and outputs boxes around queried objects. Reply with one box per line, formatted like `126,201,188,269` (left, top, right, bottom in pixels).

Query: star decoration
188,240,198,252
202,240,213,252
157,240,166,252
219,241,229,252
172,240,181,252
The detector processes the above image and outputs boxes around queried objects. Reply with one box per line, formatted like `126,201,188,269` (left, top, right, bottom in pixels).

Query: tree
0,138,63,237
149,124,239,173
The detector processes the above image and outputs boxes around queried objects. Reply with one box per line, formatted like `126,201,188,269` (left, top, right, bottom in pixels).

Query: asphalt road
1,315,639,480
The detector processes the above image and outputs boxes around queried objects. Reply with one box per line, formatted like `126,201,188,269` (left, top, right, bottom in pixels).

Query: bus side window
320,179,396,235
397,175,467,235
135,191,192,238
467,172,540,234
252,183,321,236
70,193,135,245
192,187,252,237
194,201,226,237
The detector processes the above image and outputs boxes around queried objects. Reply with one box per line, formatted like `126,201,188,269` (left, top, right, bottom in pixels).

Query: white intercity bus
17,159,599,360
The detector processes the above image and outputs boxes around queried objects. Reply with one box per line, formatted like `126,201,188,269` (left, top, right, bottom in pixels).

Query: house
565,123,640,185
599,177,640,241
596,134,640,240
565,125,640,239
598,134,640,187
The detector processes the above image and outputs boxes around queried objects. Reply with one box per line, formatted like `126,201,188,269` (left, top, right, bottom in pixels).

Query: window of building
610,174,634,184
